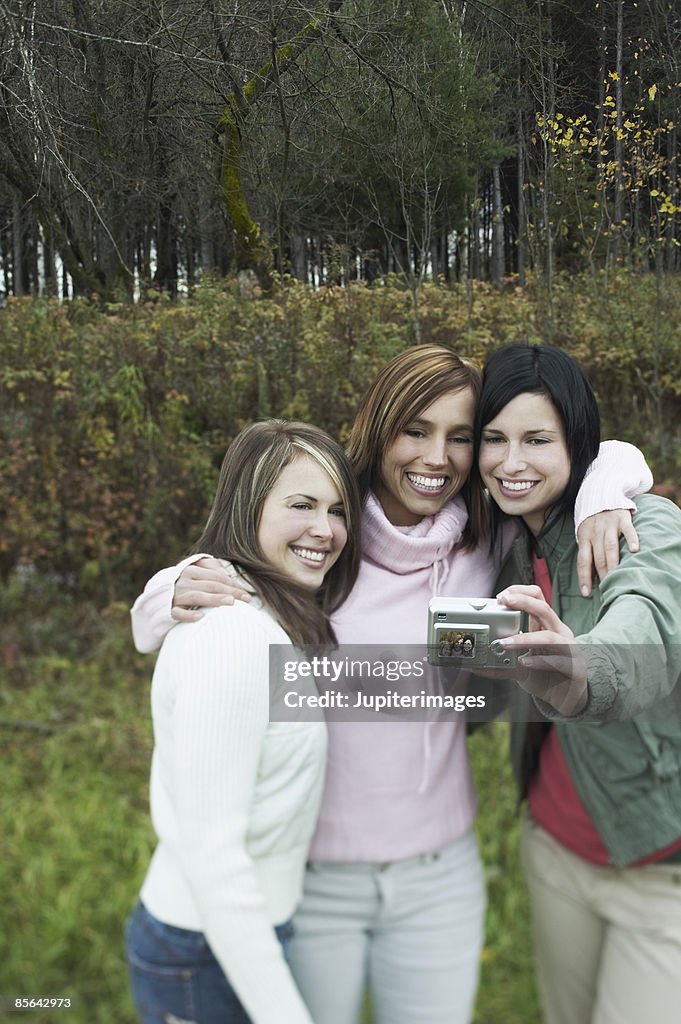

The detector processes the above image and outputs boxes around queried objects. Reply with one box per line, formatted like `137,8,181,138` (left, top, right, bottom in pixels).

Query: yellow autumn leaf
609,71,619,80
648,83,657,101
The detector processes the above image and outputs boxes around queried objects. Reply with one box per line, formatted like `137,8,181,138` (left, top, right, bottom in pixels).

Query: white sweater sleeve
158,608,314,1024
130,554,209,654
573,439,653,535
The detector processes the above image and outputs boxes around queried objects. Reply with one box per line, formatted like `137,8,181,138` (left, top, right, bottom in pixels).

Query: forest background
1,2,681,1022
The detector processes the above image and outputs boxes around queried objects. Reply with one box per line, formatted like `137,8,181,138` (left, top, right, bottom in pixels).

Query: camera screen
438,631,476,658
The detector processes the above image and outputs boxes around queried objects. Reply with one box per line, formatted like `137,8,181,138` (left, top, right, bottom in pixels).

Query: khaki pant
521,817,681,1024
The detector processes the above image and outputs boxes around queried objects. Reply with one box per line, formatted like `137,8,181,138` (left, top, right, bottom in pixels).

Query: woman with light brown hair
126,420,361,1024
131,346,650,1024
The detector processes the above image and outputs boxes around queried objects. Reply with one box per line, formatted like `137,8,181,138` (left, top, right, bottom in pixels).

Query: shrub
1,272,679,602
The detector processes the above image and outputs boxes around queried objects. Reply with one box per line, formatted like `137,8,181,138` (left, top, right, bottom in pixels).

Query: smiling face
478,392,571,536
257,454,348,589
373,387,477,526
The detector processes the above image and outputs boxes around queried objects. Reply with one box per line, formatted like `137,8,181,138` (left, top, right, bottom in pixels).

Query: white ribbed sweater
139,599,326,1024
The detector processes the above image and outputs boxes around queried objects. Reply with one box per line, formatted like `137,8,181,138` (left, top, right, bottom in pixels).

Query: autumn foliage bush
1,272,680,603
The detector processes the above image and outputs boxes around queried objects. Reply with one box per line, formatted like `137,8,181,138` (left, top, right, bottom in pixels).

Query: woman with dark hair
477,344,681,1024
130,346,651,1024
125,420,362,1024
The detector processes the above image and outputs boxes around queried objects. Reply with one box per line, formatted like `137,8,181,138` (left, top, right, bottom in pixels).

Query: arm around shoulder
130,554,210,654
574,439,653,527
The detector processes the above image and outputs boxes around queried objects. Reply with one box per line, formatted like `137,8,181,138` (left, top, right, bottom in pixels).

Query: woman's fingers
576,509,640,591
172,560,251,612
170,606,208,623
510,631,589,716
618,514,641,556
498,584,544,602
504,628,568,649
497,588,571,639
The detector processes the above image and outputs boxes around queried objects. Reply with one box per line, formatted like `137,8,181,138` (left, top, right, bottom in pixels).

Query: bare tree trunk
199,186,216,274
155,196,177,296
539,0,556,322
27,210,39,294
186,233,196,289
290,232,307,282
216,3,344,284
43,225,57,296
0,228,11,296
482,179,490,276
469,201,480,280
12,192,24,296
597,26,606,137
491,164,505,287
430,234,440,281
517,117,526,285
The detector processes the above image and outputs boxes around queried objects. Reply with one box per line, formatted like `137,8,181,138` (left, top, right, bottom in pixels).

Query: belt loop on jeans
308,848,442,873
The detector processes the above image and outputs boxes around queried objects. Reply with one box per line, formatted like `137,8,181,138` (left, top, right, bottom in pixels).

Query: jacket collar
533,513,575,566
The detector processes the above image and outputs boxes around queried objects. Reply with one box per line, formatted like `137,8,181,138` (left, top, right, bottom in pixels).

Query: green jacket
497,492,681,867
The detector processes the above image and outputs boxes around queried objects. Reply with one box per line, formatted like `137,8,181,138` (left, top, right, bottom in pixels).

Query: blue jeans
125,901,293,1024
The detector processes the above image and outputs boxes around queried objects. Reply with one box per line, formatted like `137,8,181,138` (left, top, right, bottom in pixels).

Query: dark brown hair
475,343,600,546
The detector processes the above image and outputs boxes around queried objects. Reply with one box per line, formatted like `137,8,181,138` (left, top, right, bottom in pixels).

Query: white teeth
501,480,536,492
291,547,326,562
407,473,446,491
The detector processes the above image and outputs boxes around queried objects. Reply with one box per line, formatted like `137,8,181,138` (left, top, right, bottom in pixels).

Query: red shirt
526,553,681,866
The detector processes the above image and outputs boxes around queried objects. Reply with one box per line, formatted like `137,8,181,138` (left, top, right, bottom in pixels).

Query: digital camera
427,598,522,668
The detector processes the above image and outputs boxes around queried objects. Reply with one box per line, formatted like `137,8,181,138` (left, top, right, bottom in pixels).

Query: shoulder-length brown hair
346,345,485,548
192,420,362,646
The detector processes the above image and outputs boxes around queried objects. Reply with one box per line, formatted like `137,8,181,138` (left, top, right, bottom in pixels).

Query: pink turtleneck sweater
308,493,498,862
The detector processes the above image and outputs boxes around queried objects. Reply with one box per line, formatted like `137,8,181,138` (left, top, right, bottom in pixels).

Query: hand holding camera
496,586,588,717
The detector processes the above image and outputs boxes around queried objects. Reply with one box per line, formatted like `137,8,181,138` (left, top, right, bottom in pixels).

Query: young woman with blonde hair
126,420,361,1024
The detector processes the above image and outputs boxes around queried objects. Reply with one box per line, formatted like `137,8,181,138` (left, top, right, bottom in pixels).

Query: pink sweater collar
362,491,469,575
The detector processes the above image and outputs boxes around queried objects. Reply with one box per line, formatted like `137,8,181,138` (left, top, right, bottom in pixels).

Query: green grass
469,725,540,1024
1,604,152,1024
1,603,539,1023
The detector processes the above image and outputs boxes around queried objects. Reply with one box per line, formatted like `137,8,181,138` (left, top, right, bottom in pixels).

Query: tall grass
1,603,152,1024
